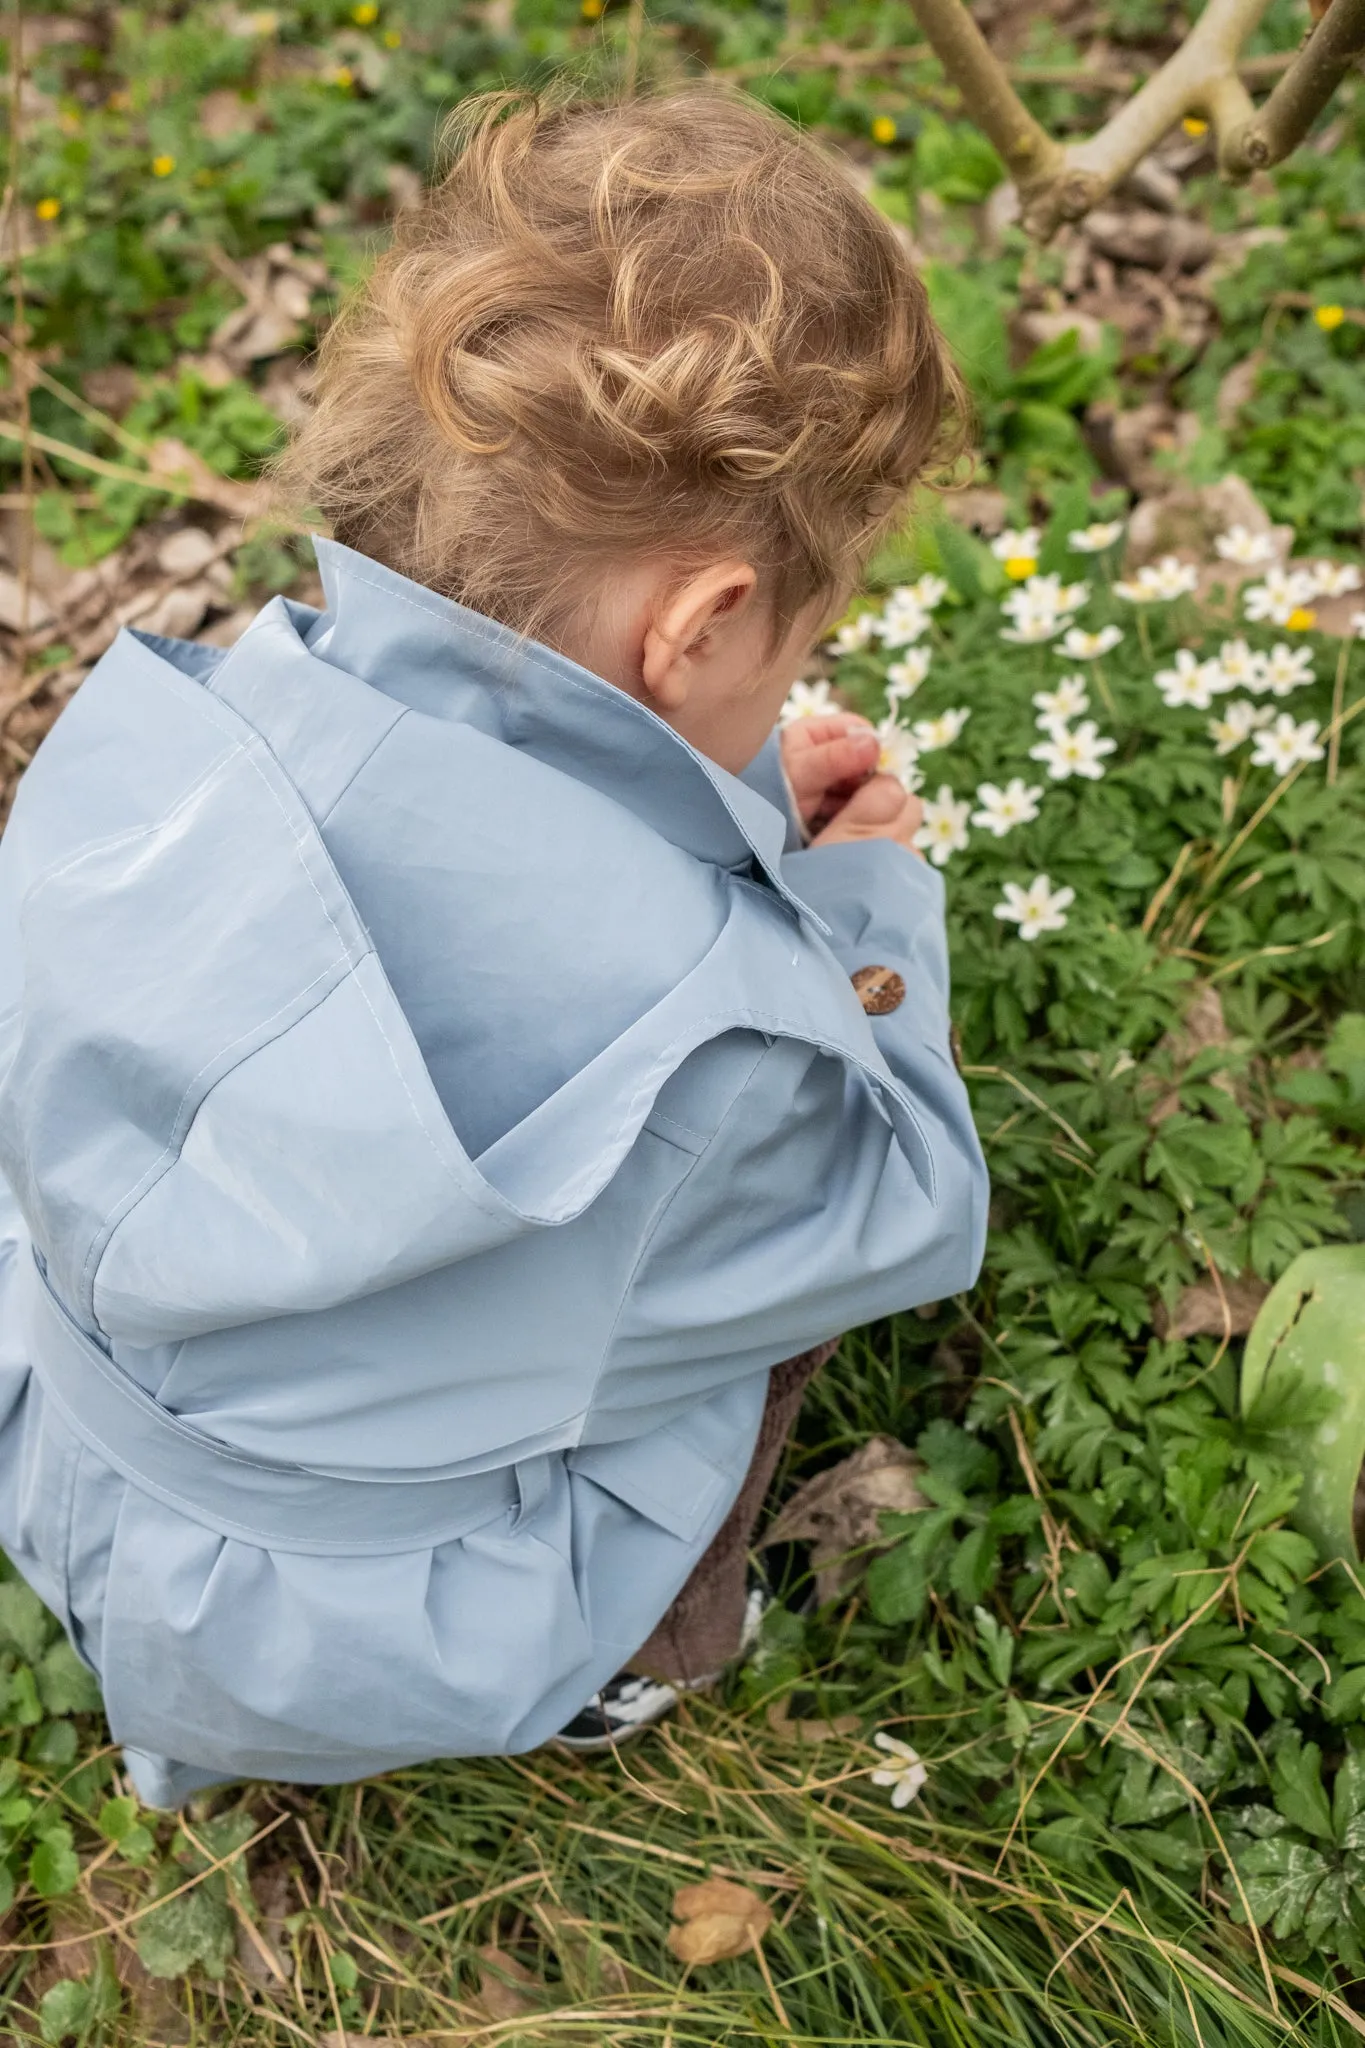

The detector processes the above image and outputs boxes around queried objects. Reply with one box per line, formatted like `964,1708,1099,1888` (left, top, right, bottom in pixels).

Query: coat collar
303,540,816,922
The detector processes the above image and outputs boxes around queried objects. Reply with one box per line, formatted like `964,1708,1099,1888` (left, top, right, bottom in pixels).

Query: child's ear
641,560,757,711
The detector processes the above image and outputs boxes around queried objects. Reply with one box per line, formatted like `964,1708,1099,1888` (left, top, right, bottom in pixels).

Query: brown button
851,965,905,1016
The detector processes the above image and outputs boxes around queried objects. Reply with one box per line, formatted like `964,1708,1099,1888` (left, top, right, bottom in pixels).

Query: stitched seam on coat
26,743,246,895
81,955,349,1306
313,705,414,830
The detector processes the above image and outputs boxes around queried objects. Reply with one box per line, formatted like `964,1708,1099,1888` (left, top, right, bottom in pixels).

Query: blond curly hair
277,85,963,650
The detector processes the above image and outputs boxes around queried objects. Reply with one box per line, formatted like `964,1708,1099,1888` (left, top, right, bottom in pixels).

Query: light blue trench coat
0,540,987,1806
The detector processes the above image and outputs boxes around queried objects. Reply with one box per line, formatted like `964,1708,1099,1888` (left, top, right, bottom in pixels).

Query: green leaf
0,1582,54,1665
29,1827,82,1899
973,1605,1014,1687
1272,1738,1334,1841
136,1878,236,1980
949,1525,999,1603
36,1641,103,1719
38,1977,95,2046
1235,1835,1334,1938
866,1540,929,1625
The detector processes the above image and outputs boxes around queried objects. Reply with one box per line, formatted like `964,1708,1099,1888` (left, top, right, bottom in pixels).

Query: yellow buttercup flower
383,27,401,44
1285,606,1317,632
352,2,378,21
871,115,897,146
1315,304,1346,331
1181,115,1208,137
1004,555,1038,582
35,196,61,222
581,0,604,19
151,153,175,177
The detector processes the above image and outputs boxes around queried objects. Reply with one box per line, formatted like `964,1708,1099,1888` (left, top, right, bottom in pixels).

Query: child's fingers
809,774,924,854
784,728,879,818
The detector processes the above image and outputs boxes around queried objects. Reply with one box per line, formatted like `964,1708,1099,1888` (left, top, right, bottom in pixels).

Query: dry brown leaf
321,2036,440,2047
0,571,56,634
200,89,257,139
765,1701,861,1744
666,1878,773,1965
762,1436,925,1602
1084,206,1215,272
474,1943,544,2021
210,243,330,371
940,486,1008,536
1215,350,1266,431
1154,1273,1271,1341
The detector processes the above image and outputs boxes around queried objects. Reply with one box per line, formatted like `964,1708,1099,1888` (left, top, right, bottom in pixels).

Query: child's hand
781,713,880,833
810,772,924,855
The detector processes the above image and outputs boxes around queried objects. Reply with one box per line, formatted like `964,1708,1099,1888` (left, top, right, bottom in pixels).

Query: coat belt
19,1250,528,1556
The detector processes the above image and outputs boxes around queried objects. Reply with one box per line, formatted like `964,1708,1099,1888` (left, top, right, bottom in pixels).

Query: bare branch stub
1222,0,1365,172
903,0,1365,237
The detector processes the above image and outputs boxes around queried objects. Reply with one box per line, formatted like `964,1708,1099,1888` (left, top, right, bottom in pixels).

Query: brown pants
630,1339,837,1685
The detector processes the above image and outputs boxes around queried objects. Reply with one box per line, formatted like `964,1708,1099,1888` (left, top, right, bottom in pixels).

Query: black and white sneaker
552,1673,683,1751
552,1568,776,1751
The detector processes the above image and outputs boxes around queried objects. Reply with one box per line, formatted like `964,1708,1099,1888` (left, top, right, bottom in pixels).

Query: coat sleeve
595,840,988,1422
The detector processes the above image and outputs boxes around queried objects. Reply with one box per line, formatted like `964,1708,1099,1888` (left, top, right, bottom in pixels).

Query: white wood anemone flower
1214,525,1277,566
885,649,931,706
1033,676,1089,726
1250,715,1326,774
1059,624,1123,659
1259,643,1315,698
1154,648,1225,711
875,716,924,791
1208,700,1273,756
829,613,878,655
1214,638,1265,691
971,778,1044,837
913,785,971,867
779,678,837,725
870,1732,929,1809
1028,719,1116,781
908,573,949,611
994,874,1075,942
1242,567,1318,627
1309,559,1361,597
911,707,971,753
1067,521,1125,553
1114,555,1199,602
877,593,931,650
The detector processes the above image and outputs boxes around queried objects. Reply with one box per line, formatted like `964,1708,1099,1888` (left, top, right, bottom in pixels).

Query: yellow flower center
1315,305,1346,331
1181,116,1208,137
1003,556,1037,581
1285,606,1316,632
151,153,175,177
35,197,61,222
331,64,354,86
871,116,897,146
383,27,401,44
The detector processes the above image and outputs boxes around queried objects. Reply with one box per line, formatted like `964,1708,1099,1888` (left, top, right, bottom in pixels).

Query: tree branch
898,0,1066,191
1222,0,1365,173
1035,0,1274,227
901,0,1365,237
